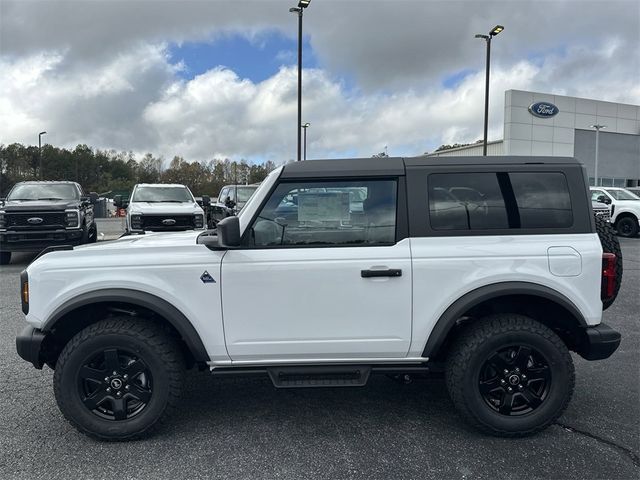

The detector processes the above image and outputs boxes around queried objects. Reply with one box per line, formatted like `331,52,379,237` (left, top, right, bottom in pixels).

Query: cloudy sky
1,0,638,164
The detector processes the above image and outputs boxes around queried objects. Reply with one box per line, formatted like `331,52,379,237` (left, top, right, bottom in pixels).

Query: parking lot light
475,25,504,156
290,0,311,161
38,131,47,180
590,124,607,186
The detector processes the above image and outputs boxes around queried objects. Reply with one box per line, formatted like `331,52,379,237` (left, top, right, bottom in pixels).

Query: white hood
128,202,204,215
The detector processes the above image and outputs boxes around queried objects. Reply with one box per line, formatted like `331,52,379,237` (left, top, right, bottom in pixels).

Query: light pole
301,122,310,161
475,25,504,156
38,131,47,180
289,0,311,162
590,124,607,186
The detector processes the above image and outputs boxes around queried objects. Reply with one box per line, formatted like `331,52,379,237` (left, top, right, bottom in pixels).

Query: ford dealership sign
528,102,559,118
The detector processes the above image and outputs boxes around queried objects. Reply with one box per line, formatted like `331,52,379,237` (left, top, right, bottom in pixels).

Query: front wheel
53,318,185,441
615,216,639,238
445,314,574,437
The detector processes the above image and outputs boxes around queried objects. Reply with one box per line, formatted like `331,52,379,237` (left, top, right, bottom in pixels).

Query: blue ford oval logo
528,102,559,118
27,217,44,224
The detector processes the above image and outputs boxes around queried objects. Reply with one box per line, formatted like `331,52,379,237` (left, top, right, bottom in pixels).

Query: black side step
267,365,371,388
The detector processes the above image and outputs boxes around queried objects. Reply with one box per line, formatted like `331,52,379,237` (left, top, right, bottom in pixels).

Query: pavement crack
555,422,640,468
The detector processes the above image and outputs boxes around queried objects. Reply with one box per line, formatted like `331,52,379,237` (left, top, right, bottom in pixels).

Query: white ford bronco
113,183,209,234
16,156,622,440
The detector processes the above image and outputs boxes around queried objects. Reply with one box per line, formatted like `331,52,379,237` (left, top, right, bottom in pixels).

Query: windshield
606,189,639,201
132,186,193,203
7,183,79,201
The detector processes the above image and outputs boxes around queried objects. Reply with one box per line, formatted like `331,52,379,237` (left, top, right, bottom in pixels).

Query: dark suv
0,181,98,264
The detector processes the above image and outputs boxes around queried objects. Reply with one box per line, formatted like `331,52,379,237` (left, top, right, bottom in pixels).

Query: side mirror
89,192,99,204
113,195,122,208
597,195,611,205
217,216,241,248
202,195,211,207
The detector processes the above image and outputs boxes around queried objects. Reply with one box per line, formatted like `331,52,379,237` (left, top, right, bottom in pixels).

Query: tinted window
249,179,397,247
429,173,509,230
510,173,572,228
428,172,572,231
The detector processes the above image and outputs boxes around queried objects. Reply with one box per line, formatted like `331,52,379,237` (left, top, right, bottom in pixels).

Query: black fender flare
43,288,210,363
422,281,587,358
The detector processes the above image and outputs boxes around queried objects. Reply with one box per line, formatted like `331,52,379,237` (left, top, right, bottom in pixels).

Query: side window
248,179,397,247
219,188,229,203
428,173,509,230
510,172,573,228
428,172,573,231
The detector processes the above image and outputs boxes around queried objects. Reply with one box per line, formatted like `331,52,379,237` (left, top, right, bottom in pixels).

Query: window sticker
297,192,350,222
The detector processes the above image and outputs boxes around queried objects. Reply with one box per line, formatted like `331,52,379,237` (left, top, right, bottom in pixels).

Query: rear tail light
601,253,617,303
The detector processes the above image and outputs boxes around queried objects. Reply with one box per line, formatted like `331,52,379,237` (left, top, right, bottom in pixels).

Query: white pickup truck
590,187,640,237
114,183,209,234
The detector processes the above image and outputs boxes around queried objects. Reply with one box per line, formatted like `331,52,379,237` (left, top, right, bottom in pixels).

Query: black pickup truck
0,181,98,264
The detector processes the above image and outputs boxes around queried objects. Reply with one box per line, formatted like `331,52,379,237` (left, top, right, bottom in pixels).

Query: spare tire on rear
595,215,623,310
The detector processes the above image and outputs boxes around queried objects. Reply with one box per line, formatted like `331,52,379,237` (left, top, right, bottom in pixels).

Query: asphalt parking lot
0,225,638,480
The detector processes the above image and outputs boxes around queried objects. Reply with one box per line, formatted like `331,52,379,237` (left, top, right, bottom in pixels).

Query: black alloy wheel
445,314,574,437
54,318,185,441
78,348,153,421
616,217,638,238
478,345,551,416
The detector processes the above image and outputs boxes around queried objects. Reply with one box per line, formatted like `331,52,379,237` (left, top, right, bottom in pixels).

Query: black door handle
361,269,402,278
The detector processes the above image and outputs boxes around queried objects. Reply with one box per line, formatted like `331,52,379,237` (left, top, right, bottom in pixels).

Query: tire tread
445,314,575,437
53,317,184,441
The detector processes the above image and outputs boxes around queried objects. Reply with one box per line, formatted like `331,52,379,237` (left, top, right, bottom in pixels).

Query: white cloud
0,1,638,162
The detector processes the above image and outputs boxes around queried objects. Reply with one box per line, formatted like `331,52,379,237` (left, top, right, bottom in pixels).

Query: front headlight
0,211,5,230
130,214,143,230
194,214,204,229
65,209,79,228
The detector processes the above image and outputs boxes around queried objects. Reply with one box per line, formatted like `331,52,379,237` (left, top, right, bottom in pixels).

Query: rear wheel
53,318,185,441
615,215,638,238
445,314,574,437
595,215,623,309
0,251,11,265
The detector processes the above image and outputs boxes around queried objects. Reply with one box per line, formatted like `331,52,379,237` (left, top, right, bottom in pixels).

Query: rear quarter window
428,171,573,231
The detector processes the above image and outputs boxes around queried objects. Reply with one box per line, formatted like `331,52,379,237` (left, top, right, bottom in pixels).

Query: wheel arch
41,289,210,368
422,282,588,361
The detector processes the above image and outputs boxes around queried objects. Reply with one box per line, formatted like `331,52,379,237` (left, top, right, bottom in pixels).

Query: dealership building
428,89,640,188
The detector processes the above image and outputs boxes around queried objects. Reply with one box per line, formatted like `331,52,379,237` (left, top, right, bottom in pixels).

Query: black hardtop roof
280,156,580,178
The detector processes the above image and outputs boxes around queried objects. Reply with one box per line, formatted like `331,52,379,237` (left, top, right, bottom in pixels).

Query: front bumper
16,326,47,369
0,228,83,252
577,323,621,360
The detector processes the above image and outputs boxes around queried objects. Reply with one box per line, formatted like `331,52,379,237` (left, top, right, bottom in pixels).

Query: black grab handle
361,269,402,278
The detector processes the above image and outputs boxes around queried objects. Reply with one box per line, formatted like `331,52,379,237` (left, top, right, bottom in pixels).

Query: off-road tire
88,222,98,243
615,215,638,238
0,251,11,265
53,317,185,441
445,314,574,437
595,215,623,309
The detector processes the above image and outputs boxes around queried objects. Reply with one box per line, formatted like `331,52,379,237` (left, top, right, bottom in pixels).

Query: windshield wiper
7,198,36,201
36,197,65,200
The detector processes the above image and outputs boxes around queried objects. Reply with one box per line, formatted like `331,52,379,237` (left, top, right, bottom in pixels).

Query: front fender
43,288,210,363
